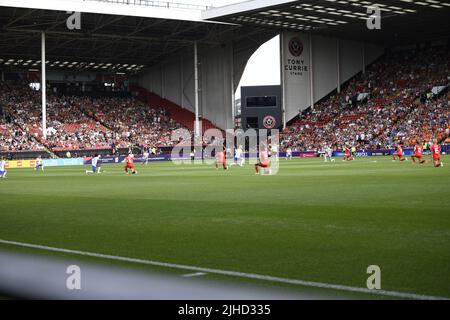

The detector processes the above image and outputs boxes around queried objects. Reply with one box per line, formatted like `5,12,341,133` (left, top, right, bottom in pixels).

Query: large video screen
246,96,277,107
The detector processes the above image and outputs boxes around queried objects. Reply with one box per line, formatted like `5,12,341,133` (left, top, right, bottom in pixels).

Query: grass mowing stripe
0,239,447,300
1,157,449,298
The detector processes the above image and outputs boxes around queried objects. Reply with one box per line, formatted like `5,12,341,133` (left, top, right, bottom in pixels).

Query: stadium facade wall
136,44,237,130
282,32,385,123
137,50,195,113
200,43,234,129
136,34,276,130
339,39,364,84
137,32,383,129
312,36,338,105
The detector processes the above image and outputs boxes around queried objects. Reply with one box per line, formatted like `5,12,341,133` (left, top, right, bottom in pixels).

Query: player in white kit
35,156,44,172
0,157,7,179
142,149,150,166
232,146,245,167
286,148,293,160
270,144,279,160
324,146,334,162
86,155,101,174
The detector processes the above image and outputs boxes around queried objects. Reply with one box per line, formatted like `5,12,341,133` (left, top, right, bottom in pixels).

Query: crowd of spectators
1,45,449,154
0,81,186,152
0,82,45,152
281,45,450,152
44,96,125,151
84,97,182,148
0,120,45,152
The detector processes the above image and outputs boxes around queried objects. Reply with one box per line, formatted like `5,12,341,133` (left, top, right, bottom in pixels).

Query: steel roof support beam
194,41,200,138
4,9,36,28
41,32,47,140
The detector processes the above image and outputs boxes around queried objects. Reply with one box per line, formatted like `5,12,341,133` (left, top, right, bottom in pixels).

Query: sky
170,0,281,98
235,35,280,99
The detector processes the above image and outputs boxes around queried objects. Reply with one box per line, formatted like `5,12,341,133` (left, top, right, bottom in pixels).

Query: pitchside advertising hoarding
4,160,36,169
87,155,172,164
332,149,439,157
43,158,84,167
4,158,84,168
3,146,447,168
281,31,311,123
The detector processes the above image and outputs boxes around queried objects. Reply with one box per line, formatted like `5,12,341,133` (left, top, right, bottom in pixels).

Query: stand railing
86,0,212,11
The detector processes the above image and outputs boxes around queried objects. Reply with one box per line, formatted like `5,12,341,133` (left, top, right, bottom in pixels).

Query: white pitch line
182,272,207,278
0,239,447,300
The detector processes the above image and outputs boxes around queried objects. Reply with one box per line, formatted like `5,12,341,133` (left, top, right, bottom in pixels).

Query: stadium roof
0,0,449,75
0,0,275,75
203,0,450,45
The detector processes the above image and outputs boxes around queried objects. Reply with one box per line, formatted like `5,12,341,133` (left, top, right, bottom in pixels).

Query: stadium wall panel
312,35,339,106
282,32,385,123
163,60,182,107
181,52,195,112
365,43,385,66
137,34,275,129
340,39,364,84
200,43,234,129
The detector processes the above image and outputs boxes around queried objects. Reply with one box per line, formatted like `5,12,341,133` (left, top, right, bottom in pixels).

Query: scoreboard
240,85,282,130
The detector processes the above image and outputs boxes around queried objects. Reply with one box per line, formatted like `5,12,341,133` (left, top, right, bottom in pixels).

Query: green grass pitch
0,156,449,299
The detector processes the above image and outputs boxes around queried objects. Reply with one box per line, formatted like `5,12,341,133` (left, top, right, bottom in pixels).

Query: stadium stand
83,96,182,148
280,45,450,152
1,46,448,155
0,82,46,152
132,86,220,133
0,120,45,152
0,82,190,153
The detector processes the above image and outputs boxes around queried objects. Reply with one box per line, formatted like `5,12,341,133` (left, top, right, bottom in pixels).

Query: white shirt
0,160,5,171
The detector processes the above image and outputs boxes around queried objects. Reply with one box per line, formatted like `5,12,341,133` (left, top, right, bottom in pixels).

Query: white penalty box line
0,239,447,300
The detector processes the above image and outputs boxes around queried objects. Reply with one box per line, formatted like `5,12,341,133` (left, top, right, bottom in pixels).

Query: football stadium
0,0,449,303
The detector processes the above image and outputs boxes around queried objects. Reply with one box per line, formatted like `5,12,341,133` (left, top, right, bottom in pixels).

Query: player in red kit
124,154,137,174
411,141,427,165
255,147,271,175
392,144,406,162
430,139,443,168
343,146,354,161
215,147,228,170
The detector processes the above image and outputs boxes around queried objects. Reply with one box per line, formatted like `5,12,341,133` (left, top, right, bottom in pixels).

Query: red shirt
125,155,134,164
414,144,423,156
397,145,403,155
217,151,225,163
430,144,441,156
260,150,269,166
